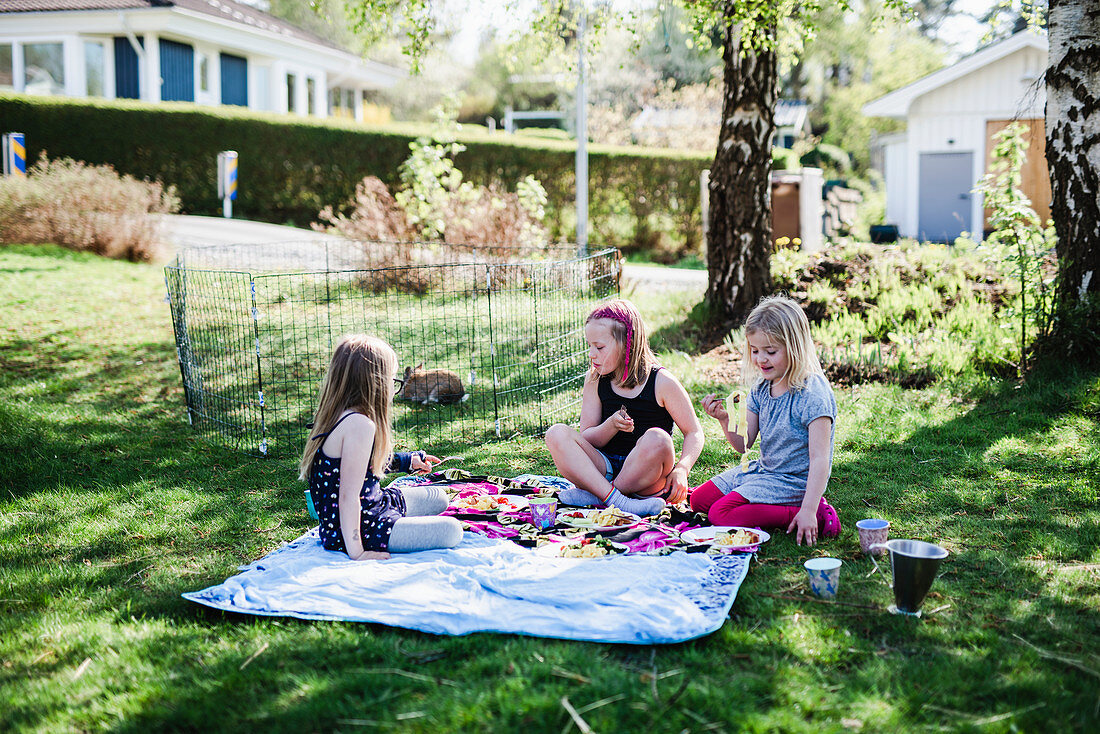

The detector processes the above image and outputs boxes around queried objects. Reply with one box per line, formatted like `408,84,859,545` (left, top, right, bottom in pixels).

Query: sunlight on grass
2,245,1099,732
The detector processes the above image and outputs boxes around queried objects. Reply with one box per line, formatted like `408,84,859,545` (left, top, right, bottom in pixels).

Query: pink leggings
689,480,799,529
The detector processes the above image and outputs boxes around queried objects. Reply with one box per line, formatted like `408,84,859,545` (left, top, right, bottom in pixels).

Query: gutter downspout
119,12,147,99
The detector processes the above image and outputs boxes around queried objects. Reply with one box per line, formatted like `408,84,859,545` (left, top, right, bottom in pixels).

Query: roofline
0,4,404,85
863,30,1047,119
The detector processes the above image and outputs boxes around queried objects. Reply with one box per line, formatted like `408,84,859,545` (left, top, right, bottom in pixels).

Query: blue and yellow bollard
217,150,238,218
2,132,26,177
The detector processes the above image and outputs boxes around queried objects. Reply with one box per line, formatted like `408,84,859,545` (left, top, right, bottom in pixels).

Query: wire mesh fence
164,240,620,456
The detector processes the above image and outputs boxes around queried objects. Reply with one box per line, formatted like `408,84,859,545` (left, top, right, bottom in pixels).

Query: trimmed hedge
0,93,712,253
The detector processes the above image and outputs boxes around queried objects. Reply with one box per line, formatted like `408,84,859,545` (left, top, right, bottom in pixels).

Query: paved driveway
158,214,706,292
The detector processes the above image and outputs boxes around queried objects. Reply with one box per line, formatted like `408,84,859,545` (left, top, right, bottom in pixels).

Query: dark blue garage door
220,53,248,106
114,36,142,99
159,39,194,102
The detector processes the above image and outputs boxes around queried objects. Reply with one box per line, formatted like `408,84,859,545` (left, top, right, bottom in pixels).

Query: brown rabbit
399,364,466,405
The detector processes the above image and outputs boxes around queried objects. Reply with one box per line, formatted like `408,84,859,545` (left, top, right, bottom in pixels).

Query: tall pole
575,8,589,256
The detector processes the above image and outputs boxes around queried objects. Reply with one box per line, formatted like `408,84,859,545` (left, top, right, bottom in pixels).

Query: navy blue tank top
597,367,674,456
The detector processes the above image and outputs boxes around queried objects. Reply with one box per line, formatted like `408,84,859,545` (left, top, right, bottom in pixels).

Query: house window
286,72,296,113
84,41,105,97
0,45,12,90
344,88,354,112
198,54,209,93
329,87,340,114
24,42,65,95
306,77,315,115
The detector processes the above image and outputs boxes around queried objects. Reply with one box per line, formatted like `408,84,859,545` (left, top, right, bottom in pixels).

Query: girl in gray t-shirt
689,296,842,547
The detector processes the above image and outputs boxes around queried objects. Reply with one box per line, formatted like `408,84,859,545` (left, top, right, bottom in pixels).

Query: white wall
882,135,909,234
894,45,1046,239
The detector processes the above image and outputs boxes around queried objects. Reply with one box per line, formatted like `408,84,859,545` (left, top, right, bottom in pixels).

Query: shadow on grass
2,312,1098,730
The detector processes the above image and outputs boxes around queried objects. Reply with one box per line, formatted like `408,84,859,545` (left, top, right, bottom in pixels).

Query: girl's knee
423,489,448,515
635,427,674,458
689,480,723,514
544,423,577,450
440,517,463,548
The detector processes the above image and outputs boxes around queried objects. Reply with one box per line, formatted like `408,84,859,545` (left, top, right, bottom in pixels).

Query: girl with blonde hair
544,299,704,515
300,335,462,559
691,296,841,546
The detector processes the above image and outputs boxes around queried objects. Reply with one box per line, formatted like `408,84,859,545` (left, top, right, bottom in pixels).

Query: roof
630,99,809,131
775,99,809,131
863,30,1047,118
0,0,340,51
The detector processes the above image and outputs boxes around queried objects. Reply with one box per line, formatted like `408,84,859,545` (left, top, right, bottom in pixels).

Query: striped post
217,150,238,218
2,133,26,177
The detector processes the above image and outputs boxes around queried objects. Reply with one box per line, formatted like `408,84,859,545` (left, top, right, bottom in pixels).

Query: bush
773,240,1020,384
0,93,706,255
0,155,179,261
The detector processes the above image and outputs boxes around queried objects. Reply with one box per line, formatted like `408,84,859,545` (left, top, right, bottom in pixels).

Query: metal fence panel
164,240,619,455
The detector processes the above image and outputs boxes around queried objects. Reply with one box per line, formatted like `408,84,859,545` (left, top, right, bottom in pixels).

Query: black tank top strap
315,411,359,439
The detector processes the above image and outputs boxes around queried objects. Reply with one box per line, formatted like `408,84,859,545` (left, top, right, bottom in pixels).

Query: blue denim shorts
598,451,628,481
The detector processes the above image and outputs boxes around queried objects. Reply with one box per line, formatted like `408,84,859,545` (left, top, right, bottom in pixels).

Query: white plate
452,494,529,513
680,526,770,550
556,508,640,531
535,540,628,558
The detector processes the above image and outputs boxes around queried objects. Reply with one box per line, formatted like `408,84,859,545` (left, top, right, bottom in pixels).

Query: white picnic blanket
183,529,751,644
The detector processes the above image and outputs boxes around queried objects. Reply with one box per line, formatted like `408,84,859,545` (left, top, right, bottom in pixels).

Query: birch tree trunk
704,10,776,327
1046,0,1100,312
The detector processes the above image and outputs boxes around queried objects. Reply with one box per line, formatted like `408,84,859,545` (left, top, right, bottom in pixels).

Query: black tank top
597,367,674,456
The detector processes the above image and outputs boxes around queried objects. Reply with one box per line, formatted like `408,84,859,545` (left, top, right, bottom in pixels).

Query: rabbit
399,364,467,405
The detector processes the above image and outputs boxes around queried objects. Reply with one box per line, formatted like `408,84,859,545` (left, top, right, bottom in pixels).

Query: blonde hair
741,295,822,391
298,334,397,481
586,298,657,389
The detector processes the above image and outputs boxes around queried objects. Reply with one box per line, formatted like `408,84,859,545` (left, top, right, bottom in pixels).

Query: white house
0,0,402,120
863,31,1049,242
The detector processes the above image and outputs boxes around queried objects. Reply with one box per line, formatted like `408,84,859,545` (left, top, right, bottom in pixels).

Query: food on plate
551,537,622,558
455,494,522,512
587,507,636,527
714,528,760,546
560,543,608,558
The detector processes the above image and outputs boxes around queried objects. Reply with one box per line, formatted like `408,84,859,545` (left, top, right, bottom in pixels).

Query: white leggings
388,485,463,552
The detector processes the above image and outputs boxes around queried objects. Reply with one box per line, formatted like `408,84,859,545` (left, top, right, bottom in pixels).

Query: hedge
0,93,714,254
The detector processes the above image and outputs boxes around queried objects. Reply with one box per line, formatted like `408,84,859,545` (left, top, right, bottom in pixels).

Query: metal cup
870,539,949,616
856,518,890,556
529,497,558,531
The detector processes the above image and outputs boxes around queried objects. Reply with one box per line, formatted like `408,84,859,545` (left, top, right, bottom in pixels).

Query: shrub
0,155,179,261
773,240,1019,384
0,93,706,254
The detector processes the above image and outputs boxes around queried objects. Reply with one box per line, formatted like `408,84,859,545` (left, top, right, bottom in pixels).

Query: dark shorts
597,450,628,481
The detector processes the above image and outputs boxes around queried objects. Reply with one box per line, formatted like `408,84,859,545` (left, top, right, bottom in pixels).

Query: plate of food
535,537,628,559
679,526,770,550
452,493,529,513
556,507,640,531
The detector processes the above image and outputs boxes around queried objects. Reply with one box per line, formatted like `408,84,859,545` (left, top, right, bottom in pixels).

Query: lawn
1,244,1098,733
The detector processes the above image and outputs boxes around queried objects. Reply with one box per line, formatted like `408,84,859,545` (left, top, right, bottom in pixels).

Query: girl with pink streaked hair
544,299,704,516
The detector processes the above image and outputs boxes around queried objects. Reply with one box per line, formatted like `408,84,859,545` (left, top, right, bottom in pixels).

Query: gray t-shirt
711,372,836,505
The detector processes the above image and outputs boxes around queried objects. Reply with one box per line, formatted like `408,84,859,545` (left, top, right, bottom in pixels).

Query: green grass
2,244,1098,733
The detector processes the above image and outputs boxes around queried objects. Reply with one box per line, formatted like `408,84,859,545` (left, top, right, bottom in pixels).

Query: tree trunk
1046,0,1100,311
705,10,776,328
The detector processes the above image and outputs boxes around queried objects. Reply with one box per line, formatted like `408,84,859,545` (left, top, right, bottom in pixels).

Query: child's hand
786,508,819,546
700,393,729,424
663,466,690,505
354,549,391,561
612,406,634,433
410,453,442,474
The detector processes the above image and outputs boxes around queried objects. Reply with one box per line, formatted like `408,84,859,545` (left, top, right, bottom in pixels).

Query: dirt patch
696,341,744,386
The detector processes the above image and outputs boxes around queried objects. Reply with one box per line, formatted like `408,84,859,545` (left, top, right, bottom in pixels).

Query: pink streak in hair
589,305,633,374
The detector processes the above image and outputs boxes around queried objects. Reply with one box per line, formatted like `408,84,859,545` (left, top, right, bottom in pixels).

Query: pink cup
856,518,890,556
